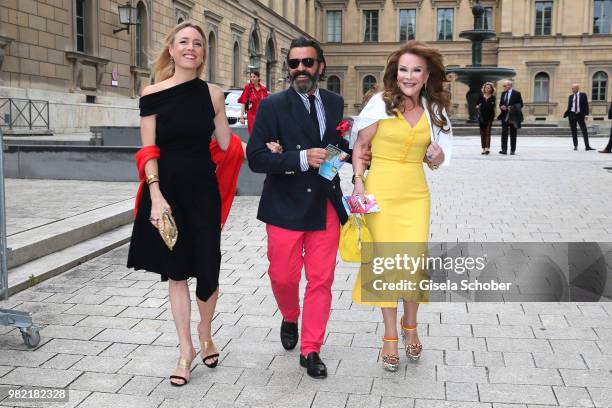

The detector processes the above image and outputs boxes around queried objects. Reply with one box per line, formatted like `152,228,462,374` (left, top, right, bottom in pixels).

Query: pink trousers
266,201,340,355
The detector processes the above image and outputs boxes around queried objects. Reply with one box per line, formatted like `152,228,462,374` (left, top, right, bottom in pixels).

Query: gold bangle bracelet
146,176,160,185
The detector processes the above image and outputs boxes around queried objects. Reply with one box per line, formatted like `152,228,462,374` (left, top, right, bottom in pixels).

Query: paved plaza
1,136,612,407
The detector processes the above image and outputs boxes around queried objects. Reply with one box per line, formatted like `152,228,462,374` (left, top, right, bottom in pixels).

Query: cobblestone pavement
1,137,612,407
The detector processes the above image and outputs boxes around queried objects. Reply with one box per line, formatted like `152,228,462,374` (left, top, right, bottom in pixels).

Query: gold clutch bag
159,210,178,251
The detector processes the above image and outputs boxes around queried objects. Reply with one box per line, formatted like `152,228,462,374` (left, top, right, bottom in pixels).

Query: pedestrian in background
497,80,523,155
476,82,496,155
238,71,269,135
600,101,612,153
563,84,594,151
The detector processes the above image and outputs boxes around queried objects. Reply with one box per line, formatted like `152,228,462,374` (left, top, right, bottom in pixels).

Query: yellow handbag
339,214,374,263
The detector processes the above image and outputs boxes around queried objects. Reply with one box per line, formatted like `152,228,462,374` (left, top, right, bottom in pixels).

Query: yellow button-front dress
352,110,430,307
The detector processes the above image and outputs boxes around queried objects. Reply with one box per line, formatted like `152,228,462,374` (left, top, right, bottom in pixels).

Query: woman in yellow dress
351,41,453,372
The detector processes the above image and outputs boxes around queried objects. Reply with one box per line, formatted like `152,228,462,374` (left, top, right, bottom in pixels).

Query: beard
290,70,319,94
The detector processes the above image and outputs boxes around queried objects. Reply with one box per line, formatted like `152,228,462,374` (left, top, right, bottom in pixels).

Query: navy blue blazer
246,87,348,231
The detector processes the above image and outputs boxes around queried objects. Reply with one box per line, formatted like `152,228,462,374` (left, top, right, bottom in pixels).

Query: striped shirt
297,88,326,171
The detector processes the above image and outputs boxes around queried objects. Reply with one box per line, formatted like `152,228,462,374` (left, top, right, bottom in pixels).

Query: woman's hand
266,141,283,154
150,194,171,229
352,179,365,197
426,142,445,167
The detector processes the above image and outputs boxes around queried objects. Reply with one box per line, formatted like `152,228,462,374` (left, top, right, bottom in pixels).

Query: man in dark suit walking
247,37,351,379
563,84,594,151
497,80,523,155
598,102,612,154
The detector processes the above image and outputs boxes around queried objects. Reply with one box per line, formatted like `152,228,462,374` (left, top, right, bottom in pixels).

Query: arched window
327,75,341,95
265,39,275,91
362,75,377,95
249,31,260,70
207,31,216,83
592,71,608,101
534,72,550,102
281,61,288,89
135,2,148,68
232,42,240,87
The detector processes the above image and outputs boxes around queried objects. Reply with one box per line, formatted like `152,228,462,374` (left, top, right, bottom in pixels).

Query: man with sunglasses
247,37,353,379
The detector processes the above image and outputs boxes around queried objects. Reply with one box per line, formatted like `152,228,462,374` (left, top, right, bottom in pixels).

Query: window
363,10,379,42
327,75,341,95
75,0,87,52
327,11,342,43
249,31,259,69
437,8,453,41
399,9,416,41
135,2,147,68
232,42,240,87
535,1,553,36
265,39,274,90
594,0,612,34
178,17,184,23
534,72,550,102
207,32,216,83
484,7,493,30
362,75,377,95
592,71,608,101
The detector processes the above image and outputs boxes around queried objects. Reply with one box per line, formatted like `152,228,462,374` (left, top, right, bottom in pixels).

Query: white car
224,88,246,128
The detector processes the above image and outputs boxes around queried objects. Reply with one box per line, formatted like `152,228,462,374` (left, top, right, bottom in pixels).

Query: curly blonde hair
151,21,207,83
382,41,451,132
481,82,496,95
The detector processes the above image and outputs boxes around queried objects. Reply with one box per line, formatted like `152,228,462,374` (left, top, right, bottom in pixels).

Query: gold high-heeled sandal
401,316,422,361
169,350,197,386
381,337,400,372
200,339,219,368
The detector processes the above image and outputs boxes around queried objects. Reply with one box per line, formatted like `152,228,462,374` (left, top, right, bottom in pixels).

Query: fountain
447,0,515,123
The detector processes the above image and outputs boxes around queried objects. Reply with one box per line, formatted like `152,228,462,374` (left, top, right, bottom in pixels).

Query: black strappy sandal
200,339,219,368
169,350,196,387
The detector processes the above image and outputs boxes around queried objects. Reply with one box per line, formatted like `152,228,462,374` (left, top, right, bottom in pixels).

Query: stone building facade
318,0,612,121
0,0,611,135
0,0,316,134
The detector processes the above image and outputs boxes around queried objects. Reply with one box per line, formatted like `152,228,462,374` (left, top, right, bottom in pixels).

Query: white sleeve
299,149,309,172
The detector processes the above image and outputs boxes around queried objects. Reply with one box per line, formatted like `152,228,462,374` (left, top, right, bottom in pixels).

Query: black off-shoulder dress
127,78,221,301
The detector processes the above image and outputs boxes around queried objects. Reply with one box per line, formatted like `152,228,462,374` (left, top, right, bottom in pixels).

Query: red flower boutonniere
336,119,352,139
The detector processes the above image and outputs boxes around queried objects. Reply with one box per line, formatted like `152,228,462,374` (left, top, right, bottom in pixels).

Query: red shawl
134,134,244,229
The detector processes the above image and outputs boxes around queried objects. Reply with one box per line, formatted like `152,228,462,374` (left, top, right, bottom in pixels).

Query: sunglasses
288,58,317,69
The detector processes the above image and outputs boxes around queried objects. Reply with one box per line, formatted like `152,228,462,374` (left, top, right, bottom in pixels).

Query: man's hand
501,105,508,111
307,148,327,168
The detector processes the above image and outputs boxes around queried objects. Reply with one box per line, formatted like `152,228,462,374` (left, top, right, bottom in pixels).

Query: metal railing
0,98,50,130
0,128,40,347
0,128,7,299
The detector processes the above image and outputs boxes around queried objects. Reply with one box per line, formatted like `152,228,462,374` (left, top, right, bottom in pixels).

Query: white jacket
349,92,453,166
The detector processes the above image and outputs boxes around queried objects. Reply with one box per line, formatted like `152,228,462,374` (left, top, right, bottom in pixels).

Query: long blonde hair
151,21,207,83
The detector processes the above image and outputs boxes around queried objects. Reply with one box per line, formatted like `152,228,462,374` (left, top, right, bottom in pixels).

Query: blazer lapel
288,88,320,146
320,90,337,147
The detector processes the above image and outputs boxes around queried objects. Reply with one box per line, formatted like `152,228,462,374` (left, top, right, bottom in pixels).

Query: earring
170,56,174,64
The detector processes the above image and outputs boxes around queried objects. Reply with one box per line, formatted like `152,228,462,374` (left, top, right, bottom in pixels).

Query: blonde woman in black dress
127,22,231,386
